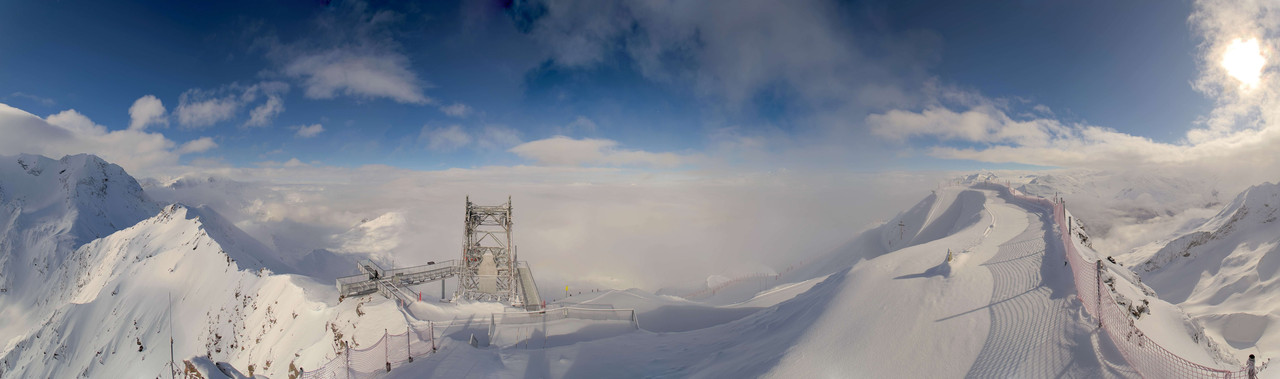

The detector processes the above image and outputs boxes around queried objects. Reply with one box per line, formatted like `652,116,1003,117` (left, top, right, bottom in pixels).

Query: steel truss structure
456,196,522,305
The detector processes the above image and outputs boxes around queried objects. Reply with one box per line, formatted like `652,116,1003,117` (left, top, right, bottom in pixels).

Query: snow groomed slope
965,210,1077,377
990,182,1264,378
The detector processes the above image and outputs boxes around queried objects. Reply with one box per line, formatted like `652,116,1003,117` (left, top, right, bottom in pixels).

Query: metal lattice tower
456,196,519,304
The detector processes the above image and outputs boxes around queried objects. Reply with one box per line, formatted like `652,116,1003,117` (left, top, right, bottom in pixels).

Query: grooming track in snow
968,211,1074,377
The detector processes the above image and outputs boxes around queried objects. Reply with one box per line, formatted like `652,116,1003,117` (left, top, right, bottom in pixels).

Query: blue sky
0,0,1275,176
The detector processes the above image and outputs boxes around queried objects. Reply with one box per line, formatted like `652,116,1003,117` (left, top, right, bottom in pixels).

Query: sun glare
1221,37,1266,90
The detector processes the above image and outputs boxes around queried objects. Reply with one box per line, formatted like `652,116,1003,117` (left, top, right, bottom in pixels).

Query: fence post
1249,354,1257,379
345,345,351,379
431,321,436,351
1096,259,1104,327
385,329,391,372
407,328,413,362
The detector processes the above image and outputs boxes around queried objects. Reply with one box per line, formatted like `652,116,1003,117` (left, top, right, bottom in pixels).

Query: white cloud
415,124,520,152
176,89,239,129
261,3,431,106
176,82,289,129
46,108,107,135
421,124,472,151
439,103,472,118
867,104,1061,147
509,136,682,167
245,96,284,127
475,126,522,150
177,137,218,154
243,81,289,128
0,103,211,175
284,49,430,104
284,158,308,168
128,95,167,131
293,123,325,138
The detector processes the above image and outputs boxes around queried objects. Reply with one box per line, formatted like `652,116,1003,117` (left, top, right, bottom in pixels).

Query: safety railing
383,259,457,278
298,322,437,379
516,261,543,311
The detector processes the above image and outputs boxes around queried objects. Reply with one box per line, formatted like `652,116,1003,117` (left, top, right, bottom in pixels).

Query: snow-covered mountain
1124,181,1280,360
2,204,327,378
0,154,158,356
1012,170,1224,257
0,155,407,378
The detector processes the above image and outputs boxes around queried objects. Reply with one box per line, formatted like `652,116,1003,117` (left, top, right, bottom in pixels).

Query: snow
1120,181,1280,366
379,186,1128,377
0,153,159,357
0,153,1271,378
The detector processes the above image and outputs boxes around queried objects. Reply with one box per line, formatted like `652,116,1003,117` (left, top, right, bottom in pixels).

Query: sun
1221,37,1266,90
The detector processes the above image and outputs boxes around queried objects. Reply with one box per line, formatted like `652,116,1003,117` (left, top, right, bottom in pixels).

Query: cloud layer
0,103,213,173
148,163,946,292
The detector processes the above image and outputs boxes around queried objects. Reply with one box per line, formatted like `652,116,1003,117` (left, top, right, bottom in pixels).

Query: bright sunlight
1222,37,1266,90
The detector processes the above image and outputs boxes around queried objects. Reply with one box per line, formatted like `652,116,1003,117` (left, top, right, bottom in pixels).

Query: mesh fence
990,182,1264,378
488,307,640,346
299,322,436,379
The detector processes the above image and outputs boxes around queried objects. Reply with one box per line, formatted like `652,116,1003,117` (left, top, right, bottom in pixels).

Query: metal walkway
337,258,543,311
